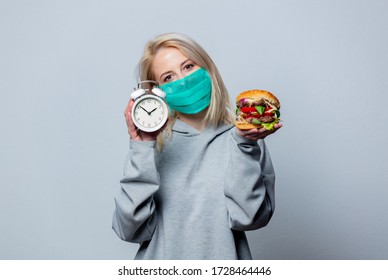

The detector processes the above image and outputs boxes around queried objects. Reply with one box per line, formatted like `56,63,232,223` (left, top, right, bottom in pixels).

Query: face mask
160,68,212,114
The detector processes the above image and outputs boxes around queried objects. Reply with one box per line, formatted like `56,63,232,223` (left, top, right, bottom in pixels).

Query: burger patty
259,115,275,123
242,115,275,124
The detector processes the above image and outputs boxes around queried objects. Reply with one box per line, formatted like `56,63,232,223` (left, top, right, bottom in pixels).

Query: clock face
132,95,168,132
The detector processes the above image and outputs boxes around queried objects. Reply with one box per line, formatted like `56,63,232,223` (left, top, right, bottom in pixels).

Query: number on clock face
134,97,166,131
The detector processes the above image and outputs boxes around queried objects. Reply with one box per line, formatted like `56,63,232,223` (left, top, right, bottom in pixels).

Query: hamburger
235,89,281,130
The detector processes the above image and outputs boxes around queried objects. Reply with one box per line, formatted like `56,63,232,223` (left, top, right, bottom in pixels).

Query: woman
112,33,282,259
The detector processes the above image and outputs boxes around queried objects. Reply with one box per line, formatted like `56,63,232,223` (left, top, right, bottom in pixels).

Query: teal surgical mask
160,68,212,114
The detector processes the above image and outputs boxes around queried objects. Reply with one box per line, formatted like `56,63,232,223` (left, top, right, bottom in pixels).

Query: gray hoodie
112,119,275,259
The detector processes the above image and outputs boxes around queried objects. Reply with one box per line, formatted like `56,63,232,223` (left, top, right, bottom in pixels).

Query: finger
239,128,259,136
127,117,138,138
124,99,134,117
125,100,139,139
274,123,283,130
247,128,273,140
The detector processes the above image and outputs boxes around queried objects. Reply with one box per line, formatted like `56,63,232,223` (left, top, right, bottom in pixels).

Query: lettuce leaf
255,105,265,114
261,119,280,130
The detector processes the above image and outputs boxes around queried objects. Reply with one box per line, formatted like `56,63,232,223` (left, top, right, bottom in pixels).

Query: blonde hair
136,33,234,148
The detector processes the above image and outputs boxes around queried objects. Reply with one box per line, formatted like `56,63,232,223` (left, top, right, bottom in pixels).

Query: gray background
1,0,387,259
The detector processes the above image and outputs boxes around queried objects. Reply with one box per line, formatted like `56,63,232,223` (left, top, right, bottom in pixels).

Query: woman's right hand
124,99,161,141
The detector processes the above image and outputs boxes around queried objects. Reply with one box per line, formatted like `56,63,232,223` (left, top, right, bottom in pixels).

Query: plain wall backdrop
1,0,387,259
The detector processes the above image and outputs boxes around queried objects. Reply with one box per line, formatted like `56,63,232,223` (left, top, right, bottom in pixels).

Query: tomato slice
239,106,276,118
263,107,274,116
240,107,257,113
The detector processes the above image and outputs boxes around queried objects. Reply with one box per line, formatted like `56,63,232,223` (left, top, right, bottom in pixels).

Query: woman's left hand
236,123,282,141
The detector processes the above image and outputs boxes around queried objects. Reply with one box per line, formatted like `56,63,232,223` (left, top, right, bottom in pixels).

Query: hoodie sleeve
224,128,276,231
112,140,159,243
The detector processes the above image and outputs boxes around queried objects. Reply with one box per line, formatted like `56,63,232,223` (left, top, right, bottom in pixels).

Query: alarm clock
130,80,169,133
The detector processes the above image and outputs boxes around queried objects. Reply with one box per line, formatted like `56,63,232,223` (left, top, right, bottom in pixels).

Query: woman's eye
184,64,194,71
164,74,172,82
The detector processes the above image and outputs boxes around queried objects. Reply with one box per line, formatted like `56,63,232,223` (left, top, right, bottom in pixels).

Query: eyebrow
159,59,192,80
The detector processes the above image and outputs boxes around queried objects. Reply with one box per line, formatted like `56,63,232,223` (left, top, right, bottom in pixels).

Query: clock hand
140,106,151,115
149,107,157,114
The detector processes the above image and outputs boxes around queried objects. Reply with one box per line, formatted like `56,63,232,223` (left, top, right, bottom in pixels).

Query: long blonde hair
136,33,234,148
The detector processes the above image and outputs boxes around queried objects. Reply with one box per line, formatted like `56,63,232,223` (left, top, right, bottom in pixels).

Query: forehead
152,47,188,71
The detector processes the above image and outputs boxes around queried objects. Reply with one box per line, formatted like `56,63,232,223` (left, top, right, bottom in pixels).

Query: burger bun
236,89,280,109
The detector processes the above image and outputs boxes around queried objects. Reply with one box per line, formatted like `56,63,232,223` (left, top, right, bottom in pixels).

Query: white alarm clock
130,80,169,133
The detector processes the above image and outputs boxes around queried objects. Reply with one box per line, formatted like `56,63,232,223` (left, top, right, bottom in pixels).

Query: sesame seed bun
236,89,280,109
